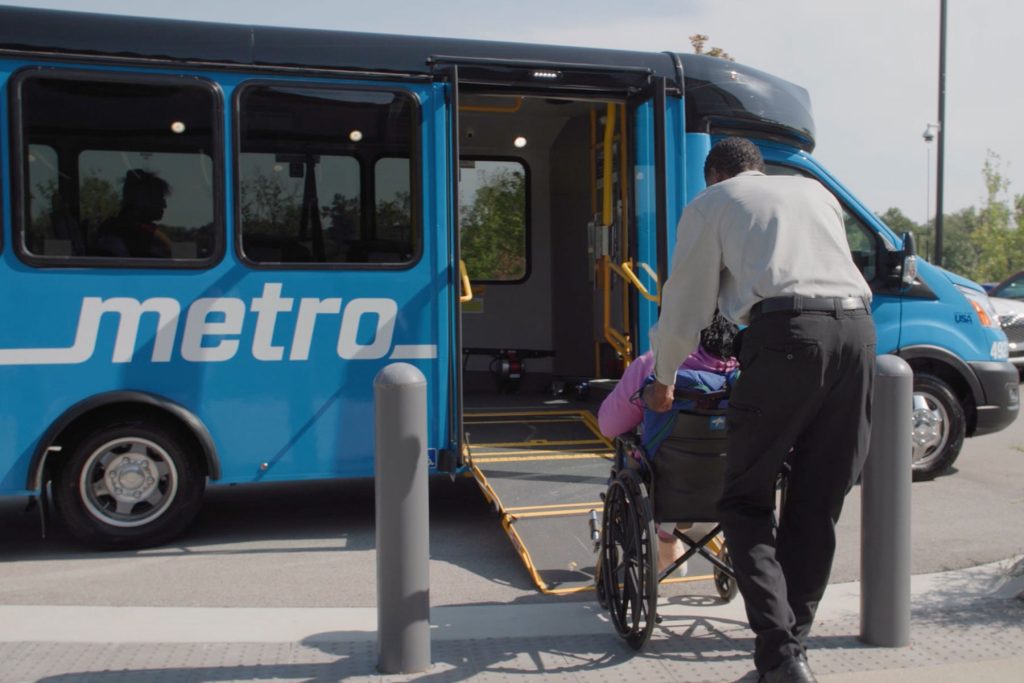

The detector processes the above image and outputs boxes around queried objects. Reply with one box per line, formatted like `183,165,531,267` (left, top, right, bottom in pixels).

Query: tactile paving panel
3,596,1024,683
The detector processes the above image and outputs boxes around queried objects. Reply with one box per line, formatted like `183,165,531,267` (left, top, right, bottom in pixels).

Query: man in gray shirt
645,137,875,683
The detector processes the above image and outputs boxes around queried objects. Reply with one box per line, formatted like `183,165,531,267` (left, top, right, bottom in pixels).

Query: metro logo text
0,283,436,366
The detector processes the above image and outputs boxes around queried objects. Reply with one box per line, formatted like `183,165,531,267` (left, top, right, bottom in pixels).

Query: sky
2,0,1019,225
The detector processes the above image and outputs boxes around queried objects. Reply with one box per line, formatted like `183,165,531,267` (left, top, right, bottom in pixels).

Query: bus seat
243,234,311,263
49,193,86,256
346,238,411,263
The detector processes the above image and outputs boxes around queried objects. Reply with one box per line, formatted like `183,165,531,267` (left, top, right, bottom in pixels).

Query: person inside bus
597,312,739,576
93,169,173,258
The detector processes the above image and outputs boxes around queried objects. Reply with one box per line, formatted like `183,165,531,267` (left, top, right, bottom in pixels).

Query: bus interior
458,91,639,411
456,90,656,593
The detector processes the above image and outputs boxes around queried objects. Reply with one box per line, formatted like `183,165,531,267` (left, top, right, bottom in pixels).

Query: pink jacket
597,349,738,438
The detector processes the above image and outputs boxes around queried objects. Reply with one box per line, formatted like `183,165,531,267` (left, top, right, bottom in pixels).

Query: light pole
923,124,939,240
934,0,948,266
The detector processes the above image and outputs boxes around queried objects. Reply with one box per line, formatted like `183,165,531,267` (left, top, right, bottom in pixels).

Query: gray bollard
374,363,431,673
860,354,912,647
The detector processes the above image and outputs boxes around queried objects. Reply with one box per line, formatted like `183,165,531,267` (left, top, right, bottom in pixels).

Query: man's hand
642,379,675,413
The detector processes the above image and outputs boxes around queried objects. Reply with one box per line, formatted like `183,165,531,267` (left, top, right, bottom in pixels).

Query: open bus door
595,76,668,374
434,63,467,473
433,60,687,593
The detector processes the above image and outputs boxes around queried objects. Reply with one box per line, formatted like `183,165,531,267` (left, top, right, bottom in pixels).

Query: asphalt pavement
0,402,1022,681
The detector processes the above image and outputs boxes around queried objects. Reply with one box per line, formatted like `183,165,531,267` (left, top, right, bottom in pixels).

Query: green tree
78,173,120,227
878,207,924,245
970,150,1024,282
882,152,1024,283
239,173,302,235
938,207,983,278
375,191,412,243
461,168,526,280
689,34,734,61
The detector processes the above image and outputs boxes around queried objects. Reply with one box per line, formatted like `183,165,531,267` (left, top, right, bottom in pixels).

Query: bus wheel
911,373,966,482
54,422,205,549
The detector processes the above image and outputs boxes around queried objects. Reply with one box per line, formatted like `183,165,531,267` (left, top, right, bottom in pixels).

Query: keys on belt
749,295,869,321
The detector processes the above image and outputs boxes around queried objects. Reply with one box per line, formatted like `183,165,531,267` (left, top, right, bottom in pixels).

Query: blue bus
0,6,1017,549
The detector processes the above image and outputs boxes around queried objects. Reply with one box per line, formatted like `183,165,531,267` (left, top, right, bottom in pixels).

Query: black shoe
758,655,818,683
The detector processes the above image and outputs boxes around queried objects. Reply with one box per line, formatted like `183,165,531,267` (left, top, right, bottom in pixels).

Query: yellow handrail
601,256,632,361
611,260,661,304
600,257,661,367
459,260,474,303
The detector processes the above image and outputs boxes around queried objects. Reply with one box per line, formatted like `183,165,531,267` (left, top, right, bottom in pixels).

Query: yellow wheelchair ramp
465,409,611,595
465,408,720,595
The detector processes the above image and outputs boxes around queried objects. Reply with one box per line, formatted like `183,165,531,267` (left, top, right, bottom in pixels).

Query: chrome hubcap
79,437,178,528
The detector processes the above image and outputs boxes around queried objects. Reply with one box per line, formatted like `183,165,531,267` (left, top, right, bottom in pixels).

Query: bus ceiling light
513,136,528,149
349,129,364,142
531,70,560,80
170,121,186,134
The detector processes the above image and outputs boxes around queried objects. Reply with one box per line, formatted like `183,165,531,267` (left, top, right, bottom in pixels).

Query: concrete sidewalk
2,557,1021,683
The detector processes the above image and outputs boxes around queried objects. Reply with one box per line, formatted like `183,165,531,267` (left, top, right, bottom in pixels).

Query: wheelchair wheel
713,542,739,602
598,468,657,649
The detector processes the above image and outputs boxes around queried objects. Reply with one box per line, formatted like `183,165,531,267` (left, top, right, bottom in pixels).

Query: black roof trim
0,7,816,147
676,53,816,150
0,6,677,87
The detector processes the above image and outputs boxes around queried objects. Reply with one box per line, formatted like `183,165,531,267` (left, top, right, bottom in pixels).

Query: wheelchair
594,388,767,650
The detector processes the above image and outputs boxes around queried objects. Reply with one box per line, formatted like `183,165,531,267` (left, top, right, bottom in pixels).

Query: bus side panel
633,99,657,354
0,63,18,492
635,95,688,356
0,65,447,493
426,81,454,467
664,132,712,261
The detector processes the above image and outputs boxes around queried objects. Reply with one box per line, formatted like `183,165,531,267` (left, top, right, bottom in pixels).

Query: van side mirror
899,231,918,288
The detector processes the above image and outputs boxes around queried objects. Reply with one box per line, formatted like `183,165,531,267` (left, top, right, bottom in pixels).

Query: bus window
26,144,59,254
237,85,418,266
459,158,528,282
837,209,878,281
16,72,219,262
374,157,413,259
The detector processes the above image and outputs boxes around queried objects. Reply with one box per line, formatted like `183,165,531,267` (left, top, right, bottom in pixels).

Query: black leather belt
749,295,868,321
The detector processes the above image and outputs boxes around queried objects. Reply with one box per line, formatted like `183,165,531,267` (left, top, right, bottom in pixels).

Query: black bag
652,410,728,523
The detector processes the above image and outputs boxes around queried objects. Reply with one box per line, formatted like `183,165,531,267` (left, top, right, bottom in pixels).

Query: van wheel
54,422,205,549
911,374,965,481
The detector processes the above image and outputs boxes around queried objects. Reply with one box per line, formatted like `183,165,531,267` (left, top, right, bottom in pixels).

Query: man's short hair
704,137,765,179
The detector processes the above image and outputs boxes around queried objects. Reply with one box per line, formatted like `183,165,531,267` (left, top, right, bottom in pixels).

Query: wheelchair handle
673,388,729,403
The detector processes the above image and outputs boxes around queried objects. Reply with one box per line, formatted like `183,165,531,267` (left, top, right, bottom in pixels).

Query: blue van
0,6,1016,549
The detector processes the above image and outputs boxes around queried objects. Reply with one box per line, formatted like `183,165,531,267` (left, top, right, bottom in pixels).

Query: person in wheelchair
598,313,739,576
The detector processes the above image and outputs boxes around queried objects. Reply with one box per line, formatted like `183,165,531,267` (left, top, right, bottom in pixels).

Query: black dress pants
718,309,876,673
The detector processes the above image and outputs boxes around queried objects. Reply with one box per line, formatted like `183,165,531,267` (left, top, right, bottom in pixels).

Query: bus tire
54,421,205,549
911,373,965,482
